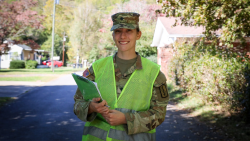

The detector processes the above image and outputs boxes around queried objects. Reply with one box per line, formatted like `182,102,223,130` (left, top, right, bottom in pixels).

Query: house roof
151,17,206,47
17,44,32,51
151,17,222,47
9,44,32,54
158,17,205,36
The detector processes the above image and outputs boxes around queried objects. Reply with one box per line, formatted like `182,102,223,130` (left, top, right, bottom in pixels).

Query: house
0,44,47,69
151,17,205,77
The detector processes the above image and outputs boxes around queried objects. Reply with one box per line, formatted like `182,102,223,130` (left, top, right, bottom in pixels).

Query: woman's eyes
115,30,132,33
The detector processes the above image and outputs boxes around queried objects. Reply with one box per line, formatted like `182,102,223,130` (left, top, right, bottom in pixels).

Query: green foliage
41,34,63,56
136,47,157,58
25,60,38,69
42,0,160,63
42,0,74,35
158,0,250,46
76,0,126,11
168,38,250,114
88,47,100,63
9,60,25,69
41,55,47,61
145,54,157,64
136,23,157,57
69,2,103,61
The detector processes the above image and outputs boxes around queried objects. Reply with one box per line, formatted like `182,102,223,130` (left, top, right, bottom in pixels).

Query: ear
136,31,142,40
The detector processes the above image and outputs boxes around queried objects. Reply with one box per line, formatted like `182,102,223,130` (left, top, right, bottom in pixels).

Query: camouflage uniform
74,52,169,135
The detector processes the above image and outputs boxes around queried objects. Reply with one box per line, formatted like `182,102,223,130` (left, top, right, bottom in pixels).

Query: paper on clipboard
71,73,104,101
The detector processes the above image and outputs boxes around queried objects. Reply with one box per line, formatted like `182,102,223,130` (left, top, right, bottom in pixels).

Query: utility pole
62,32,66,66
51,0,56,72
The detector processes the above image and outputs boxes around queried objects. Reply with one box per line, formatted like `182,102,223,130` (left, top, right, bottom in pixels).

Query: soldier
74,12,169,141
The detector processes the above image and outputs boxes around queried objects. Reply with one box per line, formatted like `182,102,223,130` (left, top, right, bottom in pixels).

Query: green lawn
0,67,85,81
0,76,59,82
0,67,85,75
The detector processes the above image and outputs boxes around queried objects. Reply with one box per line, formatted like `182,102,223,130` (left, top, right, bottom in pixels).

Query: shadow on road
0,86,35,97
0,85,84,141
0,85,228,141
157,102,228,141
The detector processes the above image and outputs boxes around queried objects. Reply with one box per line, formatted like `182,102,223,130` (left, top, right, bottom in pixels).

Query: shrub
146,54,157,64
9,60,25,69
168,38,250,114
25,60,38,69
136,47,157,58
41,56,47,61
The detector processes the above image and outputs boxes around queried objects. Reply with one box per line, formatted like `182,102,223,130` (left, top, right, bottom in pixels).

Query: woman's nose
120,31,126,38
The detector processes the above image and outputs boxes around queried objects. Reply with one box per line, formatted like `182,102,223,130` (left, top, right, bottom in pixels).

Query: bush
9,60,25,69
168,38,250,114
146,55,157,64
41,56,47,61
136,47,157,58
25,60,38,69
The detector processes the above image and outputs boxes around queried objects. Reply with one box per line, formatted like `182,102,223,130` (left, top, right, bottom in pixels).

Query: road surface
0,73,228,141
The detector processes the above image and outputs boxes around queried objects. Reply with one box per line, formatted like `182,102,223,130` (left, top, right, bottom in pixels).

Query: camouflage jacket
74,53,169,135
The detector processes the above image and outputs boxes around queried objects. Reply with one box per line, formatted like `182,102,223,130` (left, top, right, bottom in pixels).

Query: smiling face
112,28,142,53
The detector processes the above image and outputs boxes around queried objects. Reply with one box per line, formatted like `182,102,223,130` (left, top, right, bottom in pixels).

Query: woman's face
112,28,141,53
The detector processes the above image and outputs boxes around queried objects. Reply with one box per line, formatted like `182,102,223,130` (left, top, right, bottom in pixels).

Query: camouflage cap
110,12,140,31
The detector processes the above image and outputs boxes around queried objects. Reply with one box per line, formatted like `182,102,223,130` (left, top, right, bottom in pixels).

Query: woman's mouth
119,41,129,45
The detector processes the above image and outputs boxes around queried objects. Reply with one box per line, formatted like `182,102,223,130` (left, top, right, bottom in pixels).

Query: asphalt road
0,73,228,141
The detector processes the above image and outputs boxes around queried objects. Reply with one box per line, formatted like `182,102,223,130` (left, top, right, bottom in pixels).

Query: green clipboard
72,73,103,102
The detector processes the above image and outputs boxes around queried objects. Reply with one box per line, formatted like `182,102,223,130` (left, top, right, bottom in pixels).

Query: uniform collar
113,52,142,70
113,52,142,81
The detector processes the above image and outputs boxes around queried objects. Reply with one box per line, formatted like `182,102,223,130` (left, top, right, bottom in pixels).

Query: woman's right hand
88,98,109,117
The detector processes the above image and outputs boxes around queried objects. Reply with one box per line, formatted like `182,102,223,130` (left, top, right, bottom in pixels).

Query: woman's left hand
106,110,126,126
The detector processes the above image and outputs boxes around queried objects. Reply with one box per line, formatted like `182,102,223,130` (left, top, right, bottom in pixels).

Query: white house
0,44,43,69
151,17,205,76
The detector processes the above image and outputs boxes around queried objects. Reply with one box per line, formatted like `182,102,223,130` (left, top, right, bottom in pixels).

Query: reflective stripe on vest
83,56,160,141
83,114,156,141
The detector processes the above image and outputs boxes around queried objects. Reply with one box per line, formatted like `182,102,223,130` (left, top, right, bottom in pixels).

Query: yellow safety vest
82,56,160,141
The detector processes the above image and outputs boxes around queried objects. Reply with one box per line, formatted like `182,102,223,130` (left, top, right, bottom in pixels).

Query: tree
157,0,250,46
69,1,103,61
0,0,44,55
42,0,74,36
41,34,62,56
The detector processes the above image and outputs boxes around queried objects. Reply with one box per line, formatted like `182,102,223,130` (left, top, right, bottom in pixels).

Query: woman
74,12,169,141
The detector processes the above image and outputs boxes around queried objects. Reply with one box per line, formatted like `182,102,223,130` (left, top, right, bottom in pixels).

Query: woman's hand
106,110,126,126
88,98,109,116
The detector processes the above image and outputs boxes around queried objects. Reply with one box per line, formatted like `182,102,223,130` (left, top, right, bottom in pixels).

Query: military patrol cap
111,12,140,31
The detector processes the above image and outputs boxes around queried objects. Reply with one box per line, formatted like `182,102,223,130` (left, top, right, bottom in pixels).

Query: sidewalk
0,72,82,97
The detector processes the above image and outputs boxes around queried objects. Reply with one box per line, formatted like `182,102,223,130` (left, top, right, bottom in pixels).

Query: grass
0,66,85,81
0,67,85,81
168,82,250,140
0,97,12,108
0,76,59,82
0,67,84,75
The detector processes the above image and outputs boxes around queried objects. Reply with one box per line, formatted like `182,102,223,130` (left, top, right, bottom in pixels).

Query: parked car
42,60,50,65
44,60,63,67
